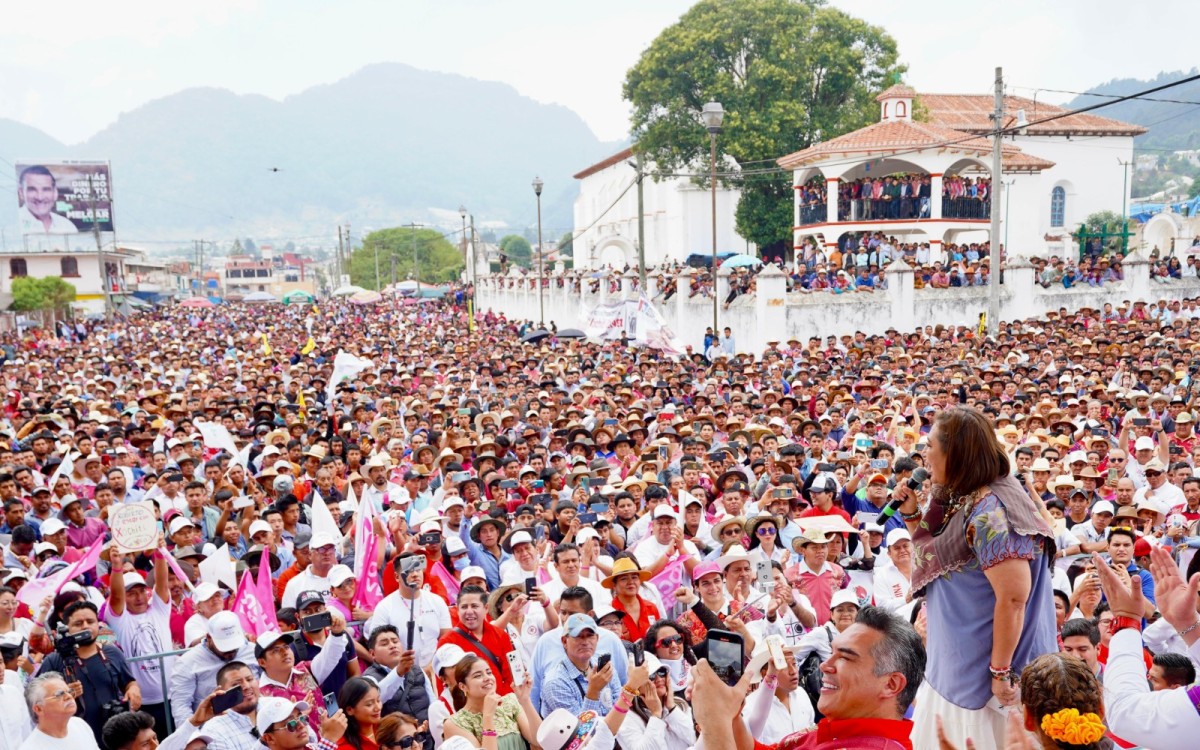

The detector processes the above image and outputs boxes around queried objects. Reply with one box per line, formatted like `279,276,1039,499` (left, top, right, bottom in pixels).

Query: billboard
15,160,114,235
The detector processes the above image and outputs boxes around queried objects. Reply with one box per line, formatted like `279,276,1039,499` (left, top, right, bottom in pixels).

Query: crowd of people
793,173,992,225
0,288,1196,750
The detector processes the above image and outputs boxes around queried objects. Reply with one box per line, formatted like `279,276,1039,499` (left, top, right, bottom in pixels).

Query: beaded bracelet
482,730,497,738
1177,620,1200,638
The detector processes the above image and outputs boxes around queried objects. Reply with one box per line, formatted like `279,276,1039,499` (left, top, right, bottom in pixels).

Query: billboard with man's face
15,160,114,235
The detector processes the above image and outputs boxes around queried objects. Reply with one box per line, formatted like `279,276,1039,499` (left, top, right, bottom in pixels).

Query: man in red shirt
436,585,516,695
691,605,926,750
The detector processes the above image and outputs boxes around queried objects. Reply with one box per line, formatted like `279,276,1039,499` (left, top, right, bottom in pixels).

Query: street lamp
459,204,468,283
532,176,545,328
701,101,725,338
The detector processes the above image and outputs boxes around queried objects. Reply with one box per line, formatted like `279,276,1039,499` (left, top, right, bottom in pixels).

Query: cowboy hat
601,557,652,589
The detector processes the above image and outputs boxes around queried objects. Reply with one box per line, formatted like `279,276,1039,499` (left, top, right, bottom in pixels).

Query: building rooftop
573,147,635,180
920,93,1148,137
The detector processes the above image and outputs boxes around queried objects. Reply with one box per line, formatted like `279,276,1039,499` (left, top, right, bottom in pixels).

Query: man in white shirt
632,506,700,578
17,167,79,235
19,673,98,750
168,611,259,729
365,551,452,670
1133,459,1184,515
360,455,403,514
540,537,610,609
105,550,175,736
280,532,339,609
872,529,913,612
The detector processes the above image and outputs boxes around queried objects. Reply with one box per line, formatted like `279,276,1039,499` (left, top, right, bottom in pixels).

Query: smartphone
704,629,745,687
1133,418,1150,427
1107,467,1119,483
499,479,518,489
605,419,618,426
578,512,598,525
773,487,796,500
595,653,612,671
754,559,772,589
631,641,645,667
323,691,337,714
1170,445,1183,455
524,577,537,597
835,451,851,460
589,502,609,513
581,476,590,489
417,532,441,546
457,408,471,416
302,611,332,633
658,445,668,461
1093,428,1108,437
212,686,244,715
531,480,545,489
870,459,889,470
507,650,528,686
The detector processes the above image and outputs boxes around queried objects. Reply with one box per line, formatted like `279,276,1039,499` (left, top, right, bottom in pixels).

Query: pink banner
255,549,279,633
159,549,195,592
429,560,460,601
16,536,106,608
649,556,686,604
352,499,385,610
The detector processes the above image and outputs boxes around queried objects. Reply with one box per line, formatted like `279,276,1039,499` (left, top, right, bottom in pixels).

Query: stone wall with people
475,249,1200,353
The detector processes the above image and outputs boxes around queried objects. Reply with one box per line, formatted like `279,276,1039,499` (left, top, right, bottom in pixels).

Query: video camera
52,626,91,659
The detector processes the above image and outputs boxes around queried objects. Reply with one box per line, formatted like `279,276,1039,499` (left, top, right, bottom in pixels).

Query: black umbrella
557,328,586,339
521,329,551,343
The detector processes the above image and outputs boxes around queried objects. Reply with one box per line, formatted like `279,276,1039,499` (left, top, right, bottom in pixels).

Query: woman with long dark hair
896,406,1057,750
642,619,697,695
336,677,384,750
443,654,539,750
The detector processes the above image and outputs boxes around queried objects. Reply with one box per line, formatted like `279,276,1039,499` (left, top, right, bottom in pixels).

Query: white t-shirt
365,589,450,669
19,718,98,750
281,567,332,610
632,536,698,569
539,574,611,610
1134,482,1185,516
872,565,911,612
183,612,210,647
105,594,175,703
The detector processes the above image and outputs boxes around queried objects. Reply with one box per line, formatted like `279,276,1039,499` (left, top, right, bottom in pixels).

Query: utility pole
635,150,647,290
371,234,380,291
336,224,343,290
404,223,423,290
88,173,113,321
987,67,1003,338
469,214,478,287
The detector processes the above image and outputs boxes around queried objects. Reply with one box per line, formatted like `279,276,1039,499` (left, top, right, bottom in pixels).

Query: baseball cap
433,643,470,675
1134,436,1156,451
254,630,296,658
122,571,148,589
296,590,325,611
564,613,599,637
193,582,224,603
652,505,678,521
328,565,356,587
460,565,486,584
1092,501,1115,516
255,696,311,737
830,589,862,610
885,528,912,547
33,542,56,557
0,632,25,650
692,561,722,581
445,535,467,556
168,516,195,536
810,475,838,493
249,520,272,538
310,532,338,550
207,611,246,653
866,473,888,485
40,518,66,537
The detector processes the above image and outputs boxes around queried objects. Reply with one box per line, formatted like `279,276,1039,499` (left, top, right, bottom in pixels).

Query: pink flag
159,549,195,592
352,497,385,610
255,547,279,633
17,536,107,608
232,554,276,637
648,556,686,604
429,560,460,601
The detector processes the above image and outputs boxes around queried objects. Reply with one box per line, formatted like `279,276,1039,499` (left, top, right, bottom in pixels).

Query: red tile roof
573,147,635,180
876,84,916,102
920,93,1147,137
776,120,1054,172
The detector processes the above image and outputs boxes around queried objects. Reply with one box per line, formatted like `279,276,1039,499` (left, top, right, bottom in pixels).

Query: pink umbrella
349,290,383,305
180,297,215,308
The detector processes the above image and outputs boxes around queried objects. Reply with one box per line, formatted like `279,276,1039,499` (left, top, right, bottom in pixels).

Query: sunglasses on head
656,634,684,649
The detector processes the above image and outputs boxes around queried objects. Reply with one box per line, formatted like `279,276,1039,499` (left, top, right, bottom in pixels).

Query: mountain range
0,63,621,250
1064,68,1200,152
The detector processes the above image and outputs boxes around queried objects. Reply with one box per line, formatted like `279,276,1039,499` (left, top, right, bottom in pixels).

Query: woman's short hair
931,407,1009,496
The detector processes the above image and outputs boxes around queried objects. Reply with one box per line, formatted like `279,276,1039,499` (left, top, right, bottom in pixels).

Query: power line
1010,85,1200,107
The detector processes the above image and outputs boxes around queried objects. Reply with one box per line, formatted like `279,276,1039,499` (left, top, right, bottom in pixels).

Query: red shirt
381,554,450,600
613,594,660,642
760,717,913,750
438,622,516,695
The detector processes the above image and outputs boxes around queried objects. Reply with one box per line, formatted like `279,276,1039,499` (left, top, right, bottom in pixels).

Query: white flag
195,419,239,456
325,350,374,403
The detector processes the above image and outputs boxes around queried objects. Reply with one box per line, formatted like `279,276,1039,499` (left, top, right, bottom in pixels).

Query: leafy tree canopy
349,227,464,289
623,0,902,254
11,276,76,312
499,235,533,267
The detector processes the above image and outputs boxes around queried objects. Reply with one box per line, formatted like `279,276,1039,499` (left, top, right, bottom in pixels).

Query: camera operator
40,601,140,746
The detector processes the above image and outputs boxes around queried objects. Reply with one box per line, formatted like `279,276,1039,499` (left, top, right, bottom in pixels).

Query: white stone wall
476,252,1199,354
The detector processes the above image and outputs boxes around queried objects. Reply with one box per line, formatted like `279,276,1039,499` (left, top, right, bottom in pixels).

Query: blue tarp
1130,196,1200,223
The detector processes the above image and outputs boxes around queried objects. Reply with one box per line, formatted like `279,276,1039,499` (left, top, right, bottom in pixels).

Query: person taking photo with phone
256,610,351,735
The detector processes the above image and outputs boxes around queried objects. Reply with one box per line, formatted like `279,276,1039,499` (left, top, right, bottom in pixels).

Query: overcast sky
2,0,1197,146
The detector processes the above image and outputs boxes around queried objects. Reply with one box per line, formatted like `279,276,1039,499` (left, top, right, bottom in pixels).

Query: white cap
33,542,57,557
168,516,195,536
1066,451,1088,465
445,535,467,555
885,528,912,547
0,632,25,649
193,582,224,603
433,643,470,674
40,518,67,537
576,527,600,544
652,505,678,521
419,520,442,534
2,571,27,585
460,565,486,583
206,611,246,653
830,589,862,610
310,532,338,550
122,571,148,589
329,564,356,587
248,520,272,538
1092,501,1115,516
441,497,465,512
254,696,311,737
1134,436,1156,451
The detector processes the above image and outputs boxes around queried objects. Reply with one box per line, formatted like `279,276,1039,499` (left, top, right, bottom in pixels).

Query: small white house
572,147,755,270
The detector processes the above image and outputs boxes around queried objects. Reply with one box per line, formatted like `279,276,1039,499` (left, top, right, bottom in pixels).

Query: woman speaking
895,406,1057,750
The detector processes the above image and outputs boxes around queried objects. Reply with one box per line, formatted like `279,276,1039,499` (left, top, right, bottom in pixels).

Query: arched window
60,257,79,277
1050,186,1066,228
882,102,890,119
9,259,27,278
896,101,907,118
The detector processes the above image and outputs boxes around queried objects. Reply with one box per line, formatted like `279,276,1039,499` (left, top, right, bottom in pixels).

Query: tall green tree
349,227,464,289
623,0,902,256
557,231,574,258
11,277,76,316
499,235,533,268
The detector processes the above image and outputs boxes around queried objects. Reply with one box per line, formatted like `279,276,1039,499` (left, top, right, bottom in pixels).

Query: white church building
779,84,1146,259
571,147,754,270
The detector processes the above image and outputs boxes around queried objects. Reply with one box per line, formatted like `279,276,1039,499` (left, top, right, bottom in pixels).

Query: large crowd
0,287,1196,750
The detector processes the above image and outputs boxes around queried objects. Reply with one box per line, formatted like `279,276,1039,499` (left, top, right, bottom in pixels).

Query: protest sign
109,502,158,553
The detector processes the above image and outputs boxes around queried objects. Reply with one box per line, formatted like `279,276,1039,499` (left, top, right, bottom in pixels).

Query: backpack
799,626,834,721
